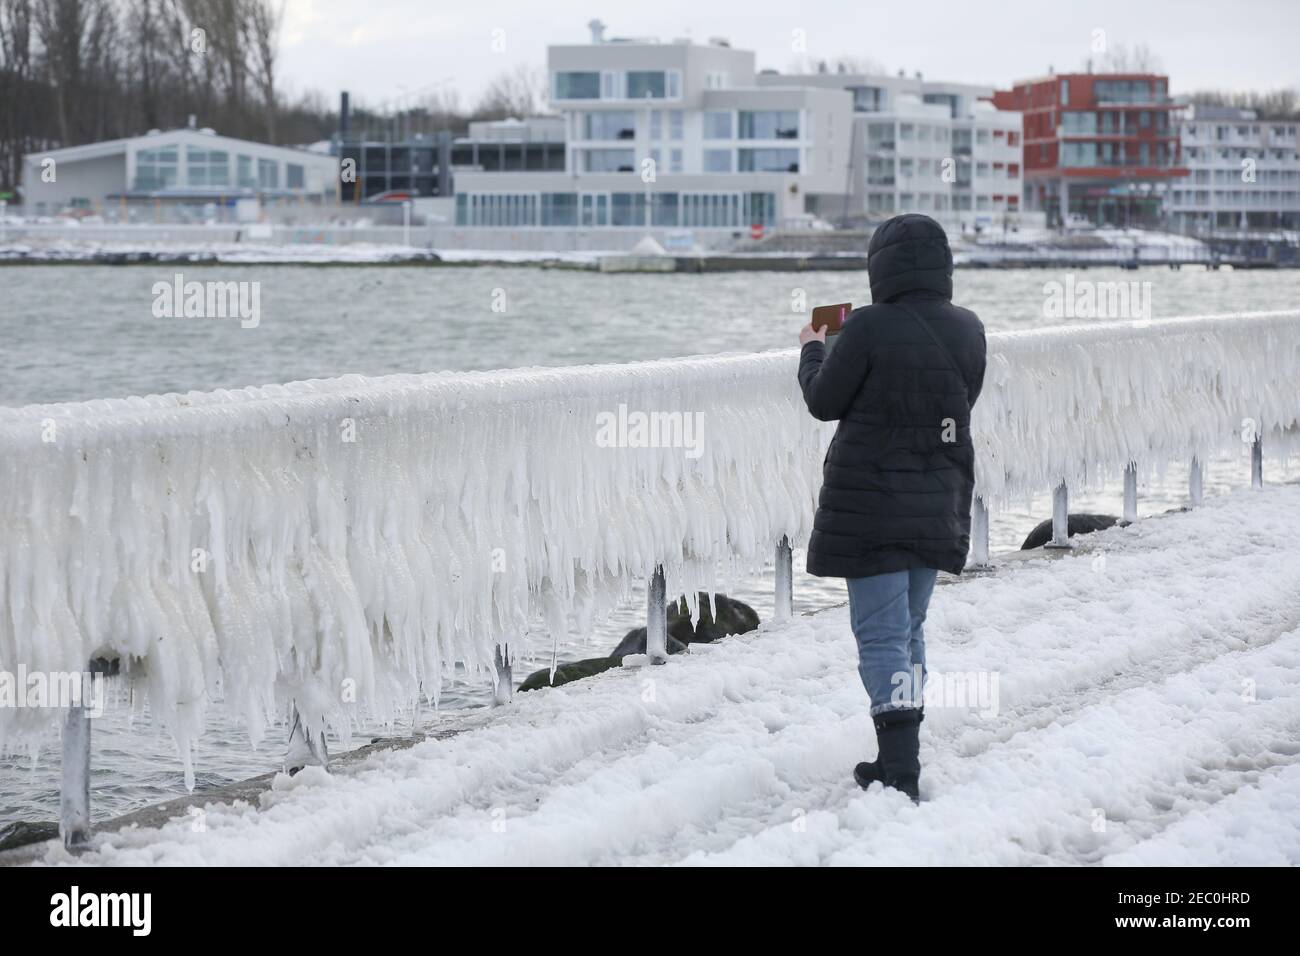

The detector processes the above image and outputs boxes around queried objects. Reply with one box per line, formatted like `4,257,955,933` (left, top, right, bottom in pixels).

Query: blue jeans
846,569,939,716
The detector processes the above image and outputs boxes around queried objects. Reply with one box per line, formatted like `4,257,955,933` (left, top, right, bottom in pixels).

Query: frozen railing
2,309,1299,849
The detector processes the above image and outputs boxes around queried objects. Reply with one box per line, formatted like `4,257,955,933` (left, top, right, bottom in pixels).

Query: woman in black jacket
797,213,987,802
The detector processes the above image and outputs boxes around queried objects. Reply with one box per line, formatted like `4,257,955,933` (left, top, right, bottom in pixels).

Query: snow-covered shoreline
1,224,1282,268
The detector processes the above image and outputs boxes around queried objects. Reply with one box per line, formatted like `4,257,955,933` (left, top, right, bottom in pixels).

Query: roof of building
24,128,336,165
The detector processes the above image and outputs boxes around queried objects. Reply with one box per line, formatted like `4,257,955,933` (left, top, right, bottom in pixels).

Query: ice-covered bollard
1123,462,1138,524
775,537,793,621
1046,481,1072,549
60,700,92,851
647,565,668,664
969,496,992,570
1252,437,1264,488
285,706,329,774
1189,456,1204,507
59,657,118,851
493,644,513,706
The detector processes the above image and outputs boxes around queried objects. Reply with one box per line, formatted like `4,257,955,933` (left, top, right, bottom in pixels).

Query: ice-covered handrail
2,310,1299,771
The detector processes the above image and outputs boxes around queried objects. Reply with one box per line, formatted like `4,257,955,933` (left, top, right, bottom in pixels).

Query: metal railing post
1189,456,1203,507
60,693,92,851
775,536,793,621
492,644,513,706
1252,436,1263,488
1123,462,1138,523
647,565,668,663
59,657,116,852
969,495,992,570
1046,480,1073,549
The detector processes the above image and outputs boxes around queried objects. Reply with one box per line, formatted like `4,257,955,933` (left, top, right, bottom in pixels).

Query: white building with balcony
762,71,1024,231
1168,105,1300,231
20,126,339,216
452,23,853,234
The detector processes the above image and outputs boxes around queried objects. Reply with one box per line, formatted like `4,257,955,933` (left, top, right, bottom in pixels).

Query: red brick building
992,73,1188,227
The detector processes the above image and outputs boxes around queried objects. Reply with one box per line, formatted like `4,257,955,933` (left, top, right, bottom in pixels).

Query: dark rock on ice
1020,513,1123,550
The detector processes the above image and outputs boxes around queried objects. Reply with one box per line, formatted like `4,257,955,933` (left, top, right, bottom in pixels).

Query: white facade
763,72,1023,230
1168,105,1300,231
21,128,339,214
454,28,853,231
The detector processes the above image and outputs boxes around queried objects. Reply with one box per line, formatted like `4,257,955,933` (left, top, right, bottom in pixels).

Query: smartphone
811,302,852,352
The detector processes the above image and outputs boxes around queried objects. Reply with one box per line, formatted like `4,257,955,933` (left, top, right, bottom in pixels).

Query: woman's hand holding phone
799,322,828,346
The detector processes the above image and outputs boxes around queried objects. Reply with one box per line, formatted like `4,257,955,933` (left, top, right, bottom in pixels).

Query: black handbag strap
893,302,970,403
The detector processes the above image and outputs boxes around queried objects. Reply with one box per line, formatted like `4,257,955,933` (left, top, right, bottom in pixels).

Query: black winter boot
871,709,922,803
854,708,922,791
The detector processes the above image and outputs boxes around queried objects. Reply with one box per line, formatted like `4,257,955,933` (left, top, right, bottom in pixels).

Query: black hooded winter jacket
798,214,987,579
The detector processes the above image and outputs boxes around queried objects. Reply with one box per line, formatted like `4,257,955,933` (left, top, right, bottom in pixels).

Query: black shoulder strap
893,302,970,403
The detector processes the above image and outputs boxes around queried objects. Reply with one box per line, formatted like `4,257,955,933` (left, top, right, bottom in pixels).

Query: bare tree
245,0,283,140
1099,41,1164,74
475,63,547,119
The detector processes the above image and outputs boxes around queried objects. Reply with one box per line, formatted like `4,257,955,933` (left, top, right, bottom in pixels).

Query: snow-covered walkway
48,485,1300,866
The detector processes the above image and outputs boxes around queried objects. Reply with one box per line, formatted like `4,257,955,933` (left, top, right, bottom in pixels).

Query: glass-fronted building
21,127,338,215
451,26,854,231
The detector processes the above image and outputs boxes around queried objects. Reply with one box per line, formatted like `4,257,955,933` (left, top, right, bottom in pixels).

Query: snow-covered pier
1,309,1299,857
26,483,1300,865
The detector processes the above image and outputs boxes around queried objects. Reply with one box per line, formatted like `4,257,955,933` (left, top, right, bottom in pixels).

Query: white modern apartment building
453,22,853,232
763,71,1024,230
20,126,339,215
1168,105,1300,231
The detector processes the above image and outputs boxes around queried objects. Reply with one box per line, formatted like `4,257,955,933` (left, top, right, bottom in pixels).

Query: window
585,111,636,140
287,163,304,189
257,158,279,189
457,193,539,227
1094,80,1152,104
1060,112,1097,135
611,192,649,226
737,148,799,172
681,193,741,228
651,192,679,226
650,111,662,140
134,146,179,190
669,111,683,140
627,71,666,99
899,123,915,141
866,157,894,185
670,148,683,173
237,155,255,188
554,72,600,99
1060,79,1069,105
704,149,732,172
583,149,636,172
704,111,733,139
667,71,681,98
581,194,608,226
1061,142,1098,167
851,86,886,112
744,192,776,226
739,111,799,140
541,193,578,226
867,123,895,149
185,145,229,187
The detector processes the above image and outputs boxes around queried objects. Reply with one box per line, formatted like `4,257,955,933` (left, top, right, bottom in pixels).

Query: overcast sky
277,0,1300,111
